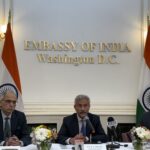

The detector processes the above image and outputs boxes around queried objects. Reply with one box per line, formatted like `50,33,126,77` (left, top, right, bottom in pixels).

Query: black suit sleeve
19,113,31,146
11,111,31,146
57,117,70,145
90,116,108,143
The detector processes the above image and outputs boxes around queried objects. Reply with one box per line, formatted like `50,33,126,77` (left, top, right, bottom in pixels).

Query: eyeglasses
3,100,17,105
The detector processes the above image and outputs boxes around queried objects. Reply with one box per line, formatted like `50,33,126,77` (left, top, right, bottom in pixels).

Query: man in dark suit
140,111,150,129
0,87,31,146
57,94,108,145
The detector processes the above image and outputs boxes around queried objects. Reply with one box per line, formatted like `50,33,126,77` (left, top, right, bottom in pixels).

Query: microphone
106,117,120,149
85,116,95,134
107,117,118,140
84,116,95,143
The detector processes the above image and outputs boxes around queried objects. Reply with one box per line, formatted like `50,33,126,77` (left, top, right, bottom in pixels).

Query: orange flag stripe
2,23,22,93
144,26,150,69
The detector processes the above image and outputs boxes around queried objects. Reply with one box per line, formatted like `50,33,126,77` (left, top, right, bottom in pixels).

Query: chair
121,131,132,142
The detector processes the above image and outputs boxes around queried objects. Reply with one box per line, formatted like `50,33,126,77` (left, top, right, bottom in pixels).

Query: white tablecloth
1,143,150,150
22,143,134,150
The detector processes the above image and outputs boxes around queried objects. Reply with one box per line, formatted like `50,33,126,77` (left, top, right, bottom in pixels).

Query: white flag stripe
138,59,150,109
0,58,23,111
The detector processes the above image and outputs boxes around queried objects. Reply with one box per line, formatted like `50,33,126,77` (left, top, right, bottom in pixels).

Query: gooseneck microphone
85,116,95,134
84,116,95,143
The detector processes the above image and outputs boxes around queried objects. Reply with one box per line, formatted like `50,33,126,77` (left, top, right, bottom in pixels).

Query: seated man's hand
69,134,86,144
5,136,21,146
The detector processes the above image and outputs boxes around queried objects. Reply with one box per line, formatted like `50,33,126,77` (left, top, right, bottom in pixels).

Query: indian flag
136,25,150,125
0,12,23,111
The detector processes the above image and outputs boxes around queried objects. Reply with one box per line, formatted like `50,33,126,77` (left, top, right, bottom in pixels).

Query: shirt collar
1,110,12,120
76,114,89,121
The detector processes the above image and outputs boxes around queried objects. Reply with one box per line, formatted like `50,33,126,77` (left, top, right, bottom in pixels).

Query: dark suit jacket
57,113,108,145
140,111,150,129
0,110,31,146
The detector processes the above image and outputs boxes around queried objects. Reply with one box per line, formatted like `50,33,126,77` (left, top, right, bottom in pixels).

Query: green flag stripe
136,99,145,126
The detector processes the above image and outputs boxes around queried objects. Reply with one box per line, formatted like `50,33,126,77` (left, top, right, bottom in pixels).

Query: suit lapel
73,114,79,134
11,111,17,133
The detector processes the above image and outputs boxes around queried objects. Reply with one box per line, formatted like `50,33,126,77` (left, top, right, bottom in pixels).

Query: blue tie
80,120,86,136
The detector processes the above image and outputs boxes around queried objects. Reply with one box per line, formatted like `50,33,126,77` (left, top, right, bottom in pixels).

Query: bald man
0,90,31,146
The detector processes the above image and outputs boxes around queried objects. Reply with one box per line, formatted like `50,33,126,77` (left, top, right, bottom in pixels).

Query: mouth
7,108,14,112
79,112,87,116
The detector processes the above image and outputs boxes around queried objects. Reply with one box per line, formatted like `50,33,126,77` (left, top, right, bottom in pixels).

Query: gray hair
74,94,90,104
0,90,17,101
0,84,18,101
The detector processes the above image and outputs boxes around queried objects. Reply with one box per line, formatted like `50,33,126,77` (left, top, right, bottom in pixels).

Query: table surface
1,143,150,150
23,143,134,150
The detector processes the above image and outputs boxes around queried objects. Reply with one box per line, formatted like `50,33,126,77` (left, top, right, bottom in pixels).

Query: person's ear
74,104,77,111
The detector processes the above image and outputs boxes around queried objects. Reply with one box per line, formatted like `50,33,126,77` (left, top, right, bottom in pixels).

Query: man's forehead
76,99,90,104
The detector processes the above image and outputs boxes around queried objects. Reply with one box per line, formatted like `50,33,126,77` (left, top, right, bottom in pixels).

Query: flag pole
8,9,11,23
147,15,150,27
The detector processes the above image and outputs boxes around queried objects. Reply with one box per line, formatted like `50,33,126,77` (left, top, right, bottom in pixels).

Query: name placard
0,146,20,150
84,144,104,150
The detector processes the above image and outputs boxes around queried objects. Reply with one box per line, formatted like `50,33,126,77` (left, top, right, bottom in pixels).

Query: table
1,143,150,150
0,143,133,150
23,143,134,150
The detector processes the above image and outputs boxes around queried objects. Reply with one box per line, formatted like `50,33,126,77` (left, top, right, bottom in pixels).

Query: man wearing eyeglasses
0,89,31,146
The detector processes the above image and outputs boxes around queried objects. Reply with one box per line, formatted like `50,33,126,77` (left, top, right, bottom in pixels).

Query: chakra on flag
142,87,150,111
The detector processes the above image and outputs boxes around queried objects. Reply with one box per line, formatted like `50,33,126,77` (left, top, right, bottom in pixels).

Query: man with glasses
0,84,31,146
57,94,107,145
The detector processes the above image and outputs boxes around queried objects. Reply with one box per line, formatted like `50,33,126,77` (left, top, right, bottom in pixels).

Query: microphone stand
111,135,114,146
106,135,120,150
89,130,95,144
89,133,92,143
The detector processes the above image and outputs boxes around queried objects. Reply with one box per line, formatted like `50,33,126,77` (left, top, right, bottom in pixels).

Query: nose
9,101,16,107
80,105,85,110
10,102,14,107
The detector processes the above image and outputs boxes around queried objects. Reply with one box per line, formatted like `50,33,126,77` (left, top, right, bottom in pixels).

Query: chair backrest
121,132,132,142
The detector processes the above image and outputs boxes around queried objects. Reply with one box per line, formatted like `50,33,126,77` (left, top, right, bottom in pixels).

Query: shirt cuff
85,136,89,142
0,141,5,146
66,138,71,144
19,140,24,146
